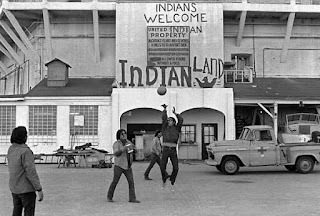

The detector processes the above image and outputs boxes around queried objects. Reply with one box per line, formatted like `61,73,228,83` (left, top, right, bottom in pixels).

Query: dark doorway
202,124,218,160
127,124,162,161
127,124,162,142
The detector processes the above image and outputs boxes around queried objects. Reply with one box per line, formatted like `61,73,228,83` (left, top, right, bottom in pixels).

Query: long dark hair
11,126,28,144
155,130,162,137
116,129,126,140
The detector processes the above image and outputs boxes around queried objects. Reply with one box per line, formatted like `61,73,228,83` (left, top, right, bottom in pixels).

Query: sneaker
129,199,140,203
170,185,175,192
161,182,166,189
107,197,113,202
144,177,152,180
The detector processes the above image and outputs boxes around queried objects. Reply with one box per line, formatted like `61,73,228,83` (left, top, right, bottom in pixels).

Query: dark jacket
7,143,42,194
162,109,183,144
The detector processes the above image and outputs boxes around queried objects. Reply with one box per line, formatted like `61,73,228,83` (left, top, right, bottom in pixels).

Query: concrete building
0,0,320,160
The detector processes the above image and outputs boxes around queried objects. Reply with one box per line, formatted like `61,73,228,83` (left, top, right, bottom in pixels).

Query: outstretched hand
38,191,44,202
172,106,176,114
161,104,167,109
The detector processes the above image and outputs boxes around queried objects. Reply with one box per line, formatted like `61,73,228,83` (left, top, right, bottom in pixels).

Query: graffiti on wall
119,57,223,88
117,3,224,88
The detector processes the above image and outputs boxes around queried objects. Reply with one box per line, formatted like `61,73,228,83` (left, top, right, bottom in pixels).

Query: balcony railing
224,67,254,83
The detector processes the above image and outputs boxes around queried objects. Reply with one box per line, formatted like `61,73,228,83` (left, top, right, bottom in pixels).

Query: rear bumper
205,159,218,166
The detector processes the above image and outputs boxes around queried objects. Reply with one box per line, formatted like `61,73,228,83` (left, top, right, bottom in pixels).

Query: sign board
74,115,84,127
147,26,190,67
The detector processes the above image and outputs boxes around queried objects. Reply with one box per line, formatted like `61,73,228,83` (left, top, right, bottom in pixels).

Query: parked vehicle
280,113,320,143
205,125,320,175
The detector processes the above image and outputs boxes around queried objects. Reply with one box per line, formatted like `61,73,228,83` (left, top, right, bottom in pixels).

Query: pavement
1,161,320,216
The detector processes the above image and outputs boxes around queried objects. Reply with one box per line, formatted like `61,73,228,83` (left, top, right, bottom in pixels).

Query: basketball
157,86,167,96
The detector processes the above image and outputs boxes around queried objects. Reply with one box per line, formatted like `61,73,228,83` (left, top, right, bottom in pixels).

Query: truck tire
295,156,315,174
284,165,296,172
221,157,240,175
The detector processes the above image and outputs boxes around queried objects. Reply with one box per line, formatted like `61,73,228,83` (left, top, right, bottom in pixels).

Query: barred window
29,105,57,136
70,105,98,135
0,106,16,136
181,125,196,144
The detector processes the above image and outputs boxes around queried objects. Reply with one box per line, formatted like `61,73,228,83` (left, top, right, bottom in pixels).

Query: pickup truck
205,125,320,175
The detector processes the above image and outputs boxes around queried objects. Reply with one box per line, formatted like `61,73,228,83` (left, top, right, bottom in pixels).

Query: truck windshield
239,128,252,140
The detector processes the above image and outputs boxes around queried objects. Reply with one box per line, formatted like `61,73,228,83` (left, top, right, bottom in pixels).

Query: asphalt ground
1,161,320,216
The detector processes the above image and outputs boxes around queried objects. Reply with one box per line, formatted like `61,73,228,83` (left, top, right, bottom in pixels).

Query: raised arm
176,113,184,132
161,104,168,130
172,106,183,132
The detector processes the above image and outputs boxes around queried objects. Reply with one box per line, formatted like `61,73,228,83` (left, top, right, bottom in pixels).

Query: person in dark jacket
160,104,183,192
107,129,140,203
7,126,44,216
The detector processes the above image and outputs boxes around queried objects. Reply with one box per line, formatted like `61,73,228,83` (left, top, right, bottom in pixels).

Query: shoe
144,177,152,180
170,185,175,192
161,182,166,189
129,200,140,203
107,197,113,202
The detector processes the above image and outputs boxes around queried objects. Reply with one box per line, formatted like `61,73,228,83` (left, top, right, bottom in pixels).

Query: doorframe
201,123,218,160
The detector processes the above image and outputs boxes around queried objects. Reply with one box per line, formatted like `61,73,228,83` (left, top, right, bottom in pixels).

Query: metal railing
224,67,254,83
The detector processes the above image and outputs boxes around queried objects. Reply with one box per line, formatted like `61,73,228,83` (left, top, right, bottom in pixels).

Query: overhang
225,78,320,104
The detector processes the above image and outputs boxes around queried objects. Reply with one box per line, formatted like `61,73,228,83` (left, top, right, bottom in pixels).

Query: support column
236,11,247,47
16,105,28,128
273,103,278,142
57,106,70,149
0,33,23,65
43,9,53,60
280,12,295,63
0,21,36,62
93,9,100,62
111,90,120,153
3,9,40,61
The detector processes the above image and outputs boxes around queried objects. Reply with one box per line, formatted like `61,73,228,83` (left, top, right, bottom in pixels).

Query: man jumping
160,104,183,192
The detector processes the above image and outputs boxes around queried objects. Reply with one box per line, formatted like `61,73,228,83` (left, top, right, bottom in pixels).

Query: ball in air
157,86,167,96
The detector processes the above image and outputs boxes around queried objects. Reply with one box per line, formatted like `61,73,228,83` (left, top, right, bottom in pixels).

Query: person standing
144,130,163,180
107,129,140,203
7,126,44,216
160,104,183,192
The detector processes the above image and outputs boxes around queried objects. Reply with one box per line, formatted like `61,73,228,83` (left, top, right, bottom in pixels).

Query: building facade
0,0,320,160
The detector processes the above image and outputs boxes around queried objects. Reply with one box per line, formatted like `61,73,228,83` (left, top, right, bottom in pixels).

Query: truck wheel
284,165,296,172
216,165,222,172
221,157,240,175
295,156,315,174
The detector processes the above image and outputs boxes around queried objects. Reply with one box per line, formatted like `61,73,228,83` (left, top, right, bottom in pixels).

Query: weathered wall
224,21,320,78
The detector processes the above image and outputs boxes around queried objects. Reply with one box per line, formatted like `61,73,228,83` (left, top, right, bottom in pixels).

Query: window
69,105,99,148
0,106,16,146
69,105,98,136
29,105,57,136
181,125,196,144
254,130,272,141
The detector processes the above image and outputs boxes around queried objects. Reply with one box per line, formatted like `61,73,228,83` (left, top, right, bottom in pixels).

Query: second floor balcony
224,67,255,83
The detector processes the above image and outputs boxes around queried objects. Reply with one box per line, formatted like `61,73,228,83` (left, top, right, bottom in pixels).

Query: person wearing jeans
107,129,140,203
160,104,183,192
7,126,44,216
144,130,163,180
